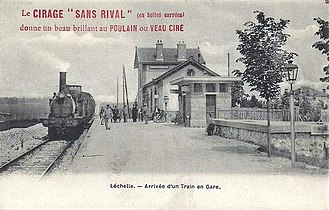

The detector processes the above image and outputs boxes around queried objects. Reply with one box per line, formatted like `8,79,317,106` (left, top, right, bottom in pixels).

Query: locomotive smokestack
59,70,66,92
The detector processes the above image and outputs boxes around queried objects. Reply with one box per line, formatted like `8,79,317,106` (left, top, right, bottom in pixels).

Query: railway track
0,139,73,178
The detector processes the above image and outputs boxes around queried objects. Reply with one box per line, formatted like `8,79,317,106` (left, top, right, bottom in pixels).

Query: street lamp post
284,60,299,167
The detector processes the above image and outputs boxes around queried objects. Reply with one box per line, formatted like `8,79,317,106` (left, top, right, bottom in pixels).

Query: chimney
177,41,186,61
156,40,164,61
59,71,67,92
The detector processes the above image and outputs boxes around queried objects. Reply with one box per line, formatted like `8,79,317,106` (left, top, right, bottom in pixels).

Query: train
41,71,95,140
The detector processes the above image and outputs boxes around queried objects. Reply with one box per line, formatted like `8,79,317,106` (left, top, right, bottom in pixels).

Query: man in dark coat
113,106,119,122
132,103,138,122
122,105,128,123
100,106,105,125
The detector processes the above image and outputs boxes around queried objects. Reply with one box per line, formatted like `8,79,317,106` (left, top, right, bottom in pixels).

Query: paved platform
68,119,327,175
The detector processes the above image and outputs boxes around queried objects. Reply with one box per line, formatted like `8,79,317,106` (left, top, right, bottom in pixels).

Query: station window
186,69,195,77
194,83,203,93
206,83,216,92
219,83,228,93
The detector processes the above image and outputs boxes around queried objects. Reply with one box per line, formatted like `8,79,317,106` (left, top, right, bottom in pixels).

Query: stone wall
212,119,329,168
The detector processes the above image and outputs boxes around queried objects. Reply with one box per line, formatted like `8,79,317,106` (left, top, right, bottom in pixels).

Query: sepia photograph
0,0,328,209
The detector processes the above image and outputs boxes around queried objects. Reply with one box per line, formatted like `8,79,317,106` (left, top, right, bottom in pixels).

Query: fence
217,108,300,121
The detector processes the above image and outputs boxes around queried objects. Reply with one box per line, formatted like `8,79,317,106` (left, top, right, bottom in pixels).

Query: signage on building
150,65,169,69
163,96,169,103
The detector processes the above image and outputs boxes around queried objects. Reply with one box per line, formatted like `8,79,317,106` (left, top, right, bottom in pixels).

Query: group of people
136,105,149,123
99,103,149,129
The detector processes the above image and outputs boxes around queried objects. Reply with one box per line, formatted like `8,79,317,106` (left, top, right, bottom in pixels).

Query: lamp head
284,60,298,84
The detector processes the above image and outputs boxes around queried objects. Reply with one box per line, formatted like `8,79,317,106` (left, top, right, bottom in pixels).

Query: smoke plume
29,48,71,72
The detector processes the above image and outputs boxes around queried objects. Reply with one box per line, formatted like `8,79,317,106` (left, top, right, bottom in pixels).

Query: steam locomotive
41,71,95,140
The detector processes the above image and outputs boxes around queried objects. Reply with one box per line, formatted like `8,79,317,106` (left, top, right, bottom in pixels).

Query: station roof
142,59,219,88
134,47,205,68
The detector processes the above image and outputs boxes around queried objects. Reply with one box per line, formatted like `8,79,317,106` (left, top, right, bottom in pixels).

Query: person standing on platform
122,105,128,123
118,110,122,122
110,106,114,123
132,103,138,122
143,104,149,124
138,107,143,122
113,106,119,122
103,104,113,130
100,106,105,125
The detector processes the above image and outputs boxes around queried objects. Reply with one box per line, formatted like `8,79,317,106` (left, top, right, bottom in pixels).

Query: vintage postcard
0,0,328,209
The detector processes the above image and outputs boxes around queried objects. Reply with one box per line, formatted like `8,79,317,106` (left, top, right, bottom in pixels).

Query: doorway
206,95,216,123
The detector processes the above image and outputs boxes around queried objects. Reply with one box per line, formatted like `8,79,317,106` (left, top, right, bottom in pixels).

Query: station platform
67,119,204,174
1,119,327,210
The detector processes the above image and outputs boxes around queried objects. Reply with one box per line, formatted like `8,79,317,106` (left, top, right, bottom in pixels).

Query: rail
0,139,72,179
0,140,50,172
40,140,74,179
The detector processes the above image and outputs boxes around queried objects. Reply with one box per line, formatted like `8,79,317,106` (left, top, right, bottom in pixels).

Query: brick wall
190,94,206,127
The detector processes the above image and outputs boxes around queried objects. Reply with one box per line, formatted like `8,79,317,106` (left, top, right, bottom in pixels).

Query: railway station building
134,40,205,109
134,40,240,126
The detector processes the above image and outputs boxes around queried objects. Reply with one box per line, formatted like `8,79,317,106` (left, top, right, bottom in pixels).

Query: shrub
206,123,215,136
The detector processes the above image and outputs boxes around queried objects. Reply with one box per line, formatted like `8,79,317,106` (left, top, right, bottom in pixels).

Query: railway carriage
41,71,95,140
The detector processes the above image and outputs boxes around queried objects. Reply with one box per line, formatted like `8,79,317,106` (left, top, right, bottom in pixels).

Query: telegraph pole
122,68,125,108
123,65,130,118
116,77,119,107
228,53,230,77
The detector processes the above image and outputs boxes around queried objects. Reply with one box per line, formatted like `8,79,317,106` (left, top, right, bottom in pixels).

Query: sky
0,0,328,103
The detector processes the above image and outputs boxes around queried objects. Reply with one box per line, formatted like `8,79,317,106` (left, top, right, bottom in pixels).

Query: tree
234,11,297,156
249,95,262,108
240,96,250,107
312,17,329,82
271,96,282,109
231,80,249,107
297,90,322,121
280,89,290,108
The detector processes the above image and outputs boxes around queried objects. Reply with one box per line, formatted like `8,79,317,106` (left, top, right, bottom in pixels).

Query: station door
206,95,216,120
